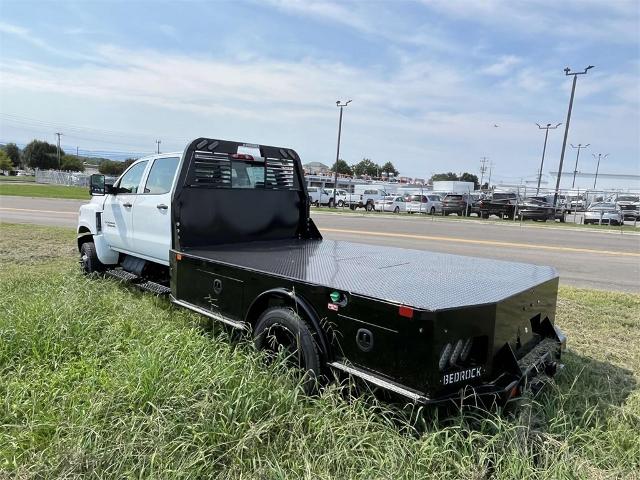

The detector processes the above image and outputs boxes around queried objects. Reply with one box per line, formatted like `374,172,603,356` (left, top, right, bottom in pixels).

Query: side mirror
90,174,106,195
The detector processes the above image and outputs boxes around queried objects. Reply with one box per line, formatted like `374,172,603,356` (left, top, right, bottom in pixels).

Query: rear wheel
80,241,103,274
314,201,320,207
394,206,400,214
366,202,374,212
430,207,436,215
253,307,321,394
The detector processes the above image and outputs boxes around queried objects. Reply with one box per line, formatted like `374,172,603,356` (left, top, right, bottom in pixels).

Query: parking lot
1,195,638,293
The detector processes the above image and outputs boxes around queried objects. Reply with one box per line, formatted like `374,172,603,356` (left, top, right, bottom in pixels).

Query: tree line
0,140,137,175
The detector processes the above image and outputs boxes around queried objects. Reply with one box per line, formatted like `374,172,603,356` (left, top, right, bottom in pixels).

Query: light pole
553,65,594,205
592,153,608,189
570,143,589,188
155,139,161,154
535,123,561,194
333,100,351,206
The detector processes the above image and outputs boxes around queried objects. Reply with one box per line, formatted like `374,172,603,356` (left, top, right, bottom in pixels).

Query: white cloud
481,55,522,76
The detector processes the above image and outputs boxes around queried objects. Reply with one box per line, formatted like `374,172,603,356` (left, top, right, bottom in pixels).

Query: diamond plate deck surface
185,239,557,311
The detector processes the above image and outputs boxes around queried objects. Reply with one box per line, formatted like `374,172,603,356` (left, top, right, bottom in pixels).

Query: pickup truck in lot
78,137,566,407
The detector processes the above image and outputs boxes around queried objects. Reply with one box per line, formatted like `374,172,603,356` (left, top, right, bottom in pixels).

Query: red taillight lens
398,305,414,319
231,153,254,161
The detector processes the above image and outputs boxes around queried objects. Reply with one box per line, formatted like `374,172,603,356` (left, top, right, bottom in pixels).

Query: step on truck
78,137,566,406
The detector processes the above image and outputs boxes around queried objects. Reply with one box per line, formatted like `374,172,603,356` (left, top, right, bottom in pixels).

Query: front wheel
253,307,321,394
328,199,335,208
394,206,400,214
365,203,374,212
80,241,104,274
430,207,435,215
337,200,344,207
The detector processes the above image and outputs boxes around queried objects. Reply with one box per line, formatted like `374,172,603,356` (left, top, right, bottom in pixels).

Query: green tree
380,161,399,176
60,155,85,172
331,159,353,175
459,172,479,190
352,158,379,177
2,143,21,167
98,158,136,176
0,151,13,173
430,172,459,182
23,140,63,170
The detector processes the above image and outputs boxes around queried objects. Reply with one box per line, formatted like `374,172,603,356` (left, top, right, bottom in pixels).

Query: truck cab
78,153,181,268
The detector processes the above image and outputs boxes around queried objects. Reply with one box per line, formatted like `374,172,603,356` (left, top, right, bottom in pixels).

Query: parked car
358,188,390,211
518,196,566,223
583,202,624,225
566,195,587,212
406,194,442,214
615,195,640,220
325,188,349,207
478,192,518,219
441,194,472,216
374,195,407,213
307,186,333,207
518,196,566,222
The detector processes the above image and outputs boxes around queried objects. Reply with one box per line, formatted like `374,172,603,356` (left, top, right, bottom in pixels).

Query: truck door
131,156,180,264
102,160,149,252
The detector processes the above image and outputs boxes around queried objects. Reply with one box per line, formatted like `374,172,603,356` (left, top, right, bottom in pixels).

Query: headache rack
172,138,321,250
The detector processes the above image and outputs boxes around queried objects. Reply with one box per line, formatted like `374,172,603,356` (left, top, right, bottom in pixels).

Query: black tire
394,206,400,214
430,207,436,215
80,241,103,274
253,307,321,394
338,200,344,207
349,205,356,211
328,199,335,208
365,202,374,212
314,200,320,207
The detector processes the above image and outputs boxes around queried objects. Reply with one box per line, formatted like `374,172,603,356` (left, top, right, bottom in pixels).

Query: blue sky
0,0,638,183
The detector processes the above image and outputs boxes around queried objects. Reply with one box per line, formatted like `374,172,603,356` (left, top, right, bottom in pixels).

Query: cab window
144,157,179,194
117,161,148,194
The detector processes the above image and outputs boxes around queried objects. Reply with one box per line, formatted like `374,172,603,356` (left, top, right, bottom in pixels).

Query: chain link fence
35,169,92,187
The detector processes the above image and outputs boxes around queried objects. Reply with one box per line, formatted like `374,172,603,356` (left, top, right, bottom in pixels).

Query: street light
535,123,561,194
570,143,589,188
592,153,608,189
553,65,594,205
332,99,351,207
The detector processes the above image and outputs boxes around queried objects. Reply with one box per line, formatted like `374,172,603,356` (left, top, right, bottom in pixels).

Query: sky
0,0,639,184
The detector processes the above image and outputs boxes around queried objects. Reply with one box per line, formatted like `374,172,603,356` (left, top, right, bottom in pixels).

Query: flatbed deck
183,239,557,311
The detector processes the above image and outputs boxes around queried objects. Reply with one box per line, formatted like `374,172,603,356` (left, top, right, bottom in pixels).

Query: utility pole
479,157,488,189
535,123,561,194
570,143,589,188
333,99,352,206
592,153,608,189
553,65,594,205
76,146,79,157
55,132,63,169
155,139,161,154
487,162,493,189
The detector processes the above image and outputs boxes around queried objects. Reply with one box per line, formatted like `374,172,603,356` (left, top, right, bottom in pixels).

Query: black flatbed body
184,239,557,312
167,137,566,405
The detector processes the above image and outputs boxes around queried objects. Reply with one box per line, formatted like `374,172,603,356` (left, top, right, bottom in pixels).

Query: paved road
1,195,638,292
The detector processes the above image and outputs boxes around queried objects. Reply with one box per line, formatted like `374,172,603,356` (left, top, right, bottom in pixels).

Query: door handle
156,204,168,210
122,202,132,208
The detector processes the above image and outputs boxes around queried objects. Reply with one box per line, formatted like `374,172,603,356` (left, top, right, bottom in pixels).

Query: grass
0,182,89,200
0,175,35,182
1,222,639,478
312,206,640,231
